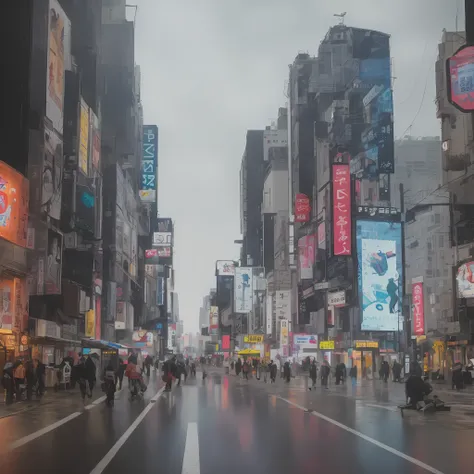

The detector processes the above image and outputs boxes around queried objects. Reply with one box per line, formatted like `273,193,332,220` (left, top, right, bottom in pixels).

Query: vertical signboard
280,319,289,346
210,306,219,335
412,277,425,336
294,194,310,223
298,235,315,280
140,125,158,203
90,111,101,171
356,220,403,331
266,294,273,335
78,98,90,175
46,0,71,134
275,290,291,320
234,267,252,313
332,164,351,256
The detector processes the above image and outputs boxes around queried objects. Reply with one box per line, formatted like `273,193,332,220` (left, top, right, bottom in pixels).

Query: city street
1,369,473,474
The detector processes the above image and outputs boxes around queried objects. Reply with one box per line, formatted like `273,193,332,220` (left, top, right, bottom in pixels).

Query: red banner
295,193,310,222
332,165,351,255
412,280,425,336
222,335,230,350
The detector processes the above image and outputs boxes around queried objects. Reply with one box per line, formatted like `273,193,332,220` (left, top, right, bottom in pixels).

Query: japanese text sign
332,165,351,256
141,125,158,202
412,279,425,336
295,193,310,223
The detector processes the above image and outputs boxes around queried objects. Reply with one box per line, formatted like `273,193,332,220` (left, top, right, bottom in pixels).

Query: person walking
116,358,126,390
270,360,277,383
381,361,390,383
85,355,96,398
13,360,26,401
242,361,250,380
35,359,46,397
392,360,402,383
235,358,242,377
321,360,330,389
349,365,358,387
283,361,291,383
1,360,15,405
309,360,317,390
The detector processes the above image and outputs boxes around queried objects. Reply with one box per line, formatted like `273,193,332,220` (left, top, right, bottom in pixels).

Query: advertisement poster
332,165,351,256
293,334,318,352
0,279,14,330
41,127,63,221
78,98,90,175
153,231,172,247
46,0,71,134
95,297,101,340
317,222,326,250
280,319,289,346
210,306,219,335
234,267,253,313
0,161,29,247
298,235,315,280
412,278,425,336
85,309,95,338
456,262,474,298
141,125,158,203
356,220,403,331
90,111,101,170
222,335,230,350
447,45,474,112
216,260,235,276
45,229,63,295
115,302,125,329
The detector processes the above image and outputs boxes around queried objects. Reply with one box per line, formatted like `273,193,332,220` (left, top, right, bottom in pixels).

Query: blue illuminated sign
142,125,158,191
81,191,95,208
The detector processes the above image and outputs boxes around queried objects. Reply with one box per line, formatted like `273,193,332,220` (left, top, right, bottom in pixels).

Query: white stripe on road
89,387,165,474
278,397,444,474
181,422,200,474
365,404,399,412
8,411,82,451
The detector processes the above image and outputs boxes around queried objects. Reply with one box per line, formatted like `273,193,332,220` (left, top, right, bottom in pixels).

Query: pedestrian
35,359,46,397
392,360,402,383
349,365,357,386
339,362,346,384
24,360,36,401
270,360,277,383
309,360,317,390
321,360,330,389
75,355,88,403
335,363,343,385
381,361,390,383
144,355,152,377
85,355,96,398
13,360,26,401
1,360,15,405
243,361,250,380
284,361,291,383
235,358,242,377
116,358,125,390
452,363,464,391
261,360,269,383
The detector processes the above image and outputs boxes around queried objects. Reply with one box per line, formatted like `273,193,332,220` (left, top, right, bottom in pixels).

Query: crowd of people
1,359,46,404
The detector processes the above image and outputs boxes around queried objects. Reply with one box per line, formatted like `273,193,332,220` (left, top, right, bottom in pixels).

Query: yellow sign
215,344,219,352
85,309,95,338
354,340,379,349
319,340,335,350
244,334,264,344
79,99,90,175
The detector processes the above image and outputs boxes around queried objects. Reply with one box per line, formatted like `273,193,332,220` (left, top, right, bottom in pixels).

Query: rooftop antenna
334,12,346,25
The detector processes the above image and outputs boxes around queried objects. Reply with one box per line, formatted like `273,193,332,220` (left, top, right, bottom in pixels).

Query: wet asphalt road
0,370,473,474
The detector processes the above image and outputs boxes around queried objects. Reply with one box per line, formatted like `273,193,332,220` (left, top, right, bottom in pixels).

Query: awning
81,338,131,350
29,336,82,347
237,349,261,356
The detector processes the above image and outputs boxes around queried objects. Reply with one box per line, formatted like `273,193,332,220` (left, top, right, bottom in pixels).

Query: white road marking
365,403,399,412
8,411,82,451
278,397,444,474
89,387,165,474
181,422,200,474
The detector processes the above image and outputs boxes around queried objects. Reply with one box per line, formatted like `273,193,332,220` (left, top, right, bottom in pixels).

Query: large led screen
356,220,403,331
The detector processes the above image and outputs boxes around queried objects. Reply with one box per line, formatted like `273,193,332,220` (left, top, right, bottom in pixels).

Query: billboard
210,306,219,335
293,334,318,351
447,45,474,113
78,98,90,176
46,0,71,134
222,335,230,350
157,277,164,305
0,162,29,247
356,220,403,331
412,277,425,336
456,261,474,298
298,235,315,280
266,294,272,335
153,232,172,247
216,260,235,276
234,267,253,313
295,193,310,223
85,309,95,338
90,111,101,171
75,183,95,235
263,129,288,161
45,229,63,295
332,165,351,256
280,319,289,346
42,126,63,221
244,334,264,344
275,290,291,320
141,125,158,202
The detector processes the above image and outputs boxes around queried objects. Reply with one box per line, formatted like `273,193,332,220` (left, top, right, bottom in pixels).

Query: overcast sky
132,0,462,333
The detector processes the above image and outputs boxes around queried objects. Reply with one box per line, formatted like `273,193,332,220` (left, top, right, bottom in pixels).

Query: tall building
436,30,474,361
240,130,265,267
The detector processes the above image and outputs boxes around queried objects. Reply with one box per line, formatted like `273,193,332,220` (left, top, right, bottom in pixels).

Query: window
435,213,441,224
438,235,444,248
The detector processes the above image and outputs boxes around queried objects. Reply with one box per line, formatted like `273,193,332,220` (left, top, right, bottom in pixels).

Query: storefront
350,340,379,378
